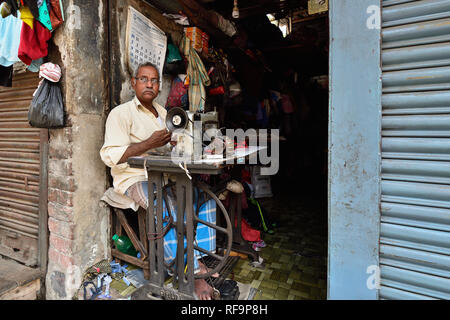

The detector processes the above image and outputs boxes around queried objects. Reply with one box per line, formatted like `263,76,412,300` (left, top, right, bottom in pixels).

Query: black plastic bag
28,79,65,128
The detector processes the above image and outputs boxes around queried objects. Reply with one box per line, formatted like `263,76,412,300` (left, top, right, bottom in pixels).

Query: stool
101,188,150,280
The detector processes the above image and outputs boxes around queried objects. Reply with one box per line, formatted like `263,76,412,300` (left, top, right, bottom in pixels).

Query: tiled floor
230,192,328,300
82,186,328,301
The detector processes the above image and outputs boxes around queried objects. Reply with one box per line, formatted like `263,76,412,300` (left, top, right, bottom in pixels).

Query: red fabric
166,77,188,109
235,216,261,242
18,20,52,66
49,0,64,30
241,168,251,184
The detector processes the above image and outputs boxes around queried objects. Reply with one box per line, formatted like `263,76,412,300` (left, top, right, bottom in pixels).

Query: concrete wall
328,0,381,299
45,0,110,300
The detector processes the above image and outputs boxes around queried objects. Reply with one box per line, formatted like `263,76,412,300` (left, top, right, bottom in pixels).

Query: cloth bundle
180,35,211,113
39,61,61,82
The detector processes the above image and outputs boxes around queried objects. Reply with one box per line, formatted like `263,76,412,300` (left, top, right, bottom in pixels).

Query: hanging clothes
166,75,188,109
2,0,20,18
48,0,63,31
19,5,34,29
18,18,51,65
27,57,43,72
0,13,23,67
180,35,210,113
22,0,40,20
37,0,52,31
0,65,13,87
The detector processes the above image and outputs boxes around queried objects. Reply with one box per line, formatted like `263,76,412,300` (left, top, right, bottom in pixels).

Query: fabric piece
19,5,34,29
0,13,23,66
38,0,52,31
39,62,61,82
27,57,43,72
125,181,216,274
100,187,139,212
0,65,13,87
48,0,63,30
23,0,40,20
236,216,261,242
18,18,52,65
216,13,237,37
180,36,210,113
99,96,171,195
166,76,188,109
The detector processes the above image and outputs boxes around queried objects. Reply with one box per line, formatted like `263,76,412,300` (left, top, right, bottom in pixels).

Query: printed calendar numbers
126,6,167,85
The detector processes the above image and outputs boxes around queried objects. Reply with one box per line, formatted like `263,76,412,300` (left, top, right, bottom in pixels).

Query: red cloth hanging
18,20,52,66
235,216,261,242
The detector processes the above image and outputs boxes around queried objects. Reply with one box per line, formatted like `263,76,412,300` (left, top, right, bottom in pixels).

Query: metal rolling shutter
0,71,41,266
380,0,450,299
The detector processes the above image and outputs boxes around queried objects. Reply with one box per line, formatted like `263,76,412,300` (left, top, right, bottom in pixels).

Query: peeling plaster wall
44,0,110,300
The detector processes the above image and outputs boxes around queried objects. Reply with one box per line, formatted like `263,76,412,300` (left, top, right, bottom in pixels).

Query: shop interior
133,0,330,300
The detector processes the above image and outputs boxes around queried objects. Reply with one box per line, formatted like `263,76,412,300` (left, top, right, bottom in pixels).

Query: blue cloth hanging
0,13,23,67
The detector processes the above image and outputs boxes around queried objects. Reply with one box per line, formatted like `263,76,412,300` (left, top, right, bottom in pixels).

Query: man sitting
100,62,216,300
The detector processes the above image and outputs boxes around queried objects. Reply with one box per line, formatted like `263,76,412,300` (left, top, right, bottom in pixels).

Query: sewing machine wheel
192,180,233,280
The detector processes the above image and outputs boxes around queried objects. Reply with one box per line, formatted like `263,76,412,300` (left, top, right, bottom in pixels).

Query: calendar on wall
126,6,167,84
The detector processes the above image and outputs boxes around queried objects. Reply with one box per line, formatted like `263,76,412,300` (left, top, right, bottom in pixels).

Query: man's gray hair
134,62,160,79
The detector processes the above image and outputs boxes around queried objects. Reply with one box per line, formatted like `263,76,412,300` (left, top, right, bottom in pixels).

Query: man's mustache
143,89,155,94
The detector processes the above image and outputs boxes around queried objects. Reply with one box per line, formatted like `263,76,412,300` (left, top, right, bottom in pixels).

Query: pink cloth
40,63,61,82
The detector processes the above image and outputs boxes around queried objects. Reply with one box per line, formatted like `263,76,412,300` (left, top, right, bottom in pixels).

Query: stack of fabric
0,0,64,86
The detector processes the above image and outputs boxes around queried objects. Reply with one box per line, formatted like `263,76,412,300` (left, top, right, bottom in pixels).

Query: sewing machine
166,107,223,159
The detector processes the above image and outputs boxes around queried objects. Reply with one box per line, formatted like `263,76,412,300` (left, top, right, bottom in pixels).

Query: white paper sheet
126,6,167,83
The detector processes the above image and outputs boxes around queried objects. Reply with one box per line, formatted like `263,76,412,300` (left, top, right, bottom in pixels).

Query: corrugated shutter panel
381,0,450,300
0,71,41,266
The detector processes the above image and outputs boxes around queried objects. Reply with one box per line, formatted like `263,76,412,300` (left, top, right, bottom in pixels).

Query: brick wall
47,127,77,278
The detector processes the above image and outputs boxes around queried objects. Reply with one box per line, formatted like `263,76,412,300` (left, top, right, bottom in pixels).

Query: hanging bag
28,78,65,128
163,36,185,75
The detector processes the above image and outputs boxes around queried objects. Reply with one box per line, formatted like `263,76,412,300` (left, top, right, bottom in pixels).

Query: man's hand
147,129,172,148
117,129,172,164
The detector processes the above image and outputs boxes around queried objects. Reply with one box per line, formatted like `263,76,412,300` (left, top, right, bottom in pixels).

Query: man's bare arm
118,129,171,164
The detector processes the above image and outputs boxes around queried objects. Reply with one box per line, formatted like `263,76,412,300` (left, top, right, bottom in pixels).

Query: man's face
132,66,160,104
